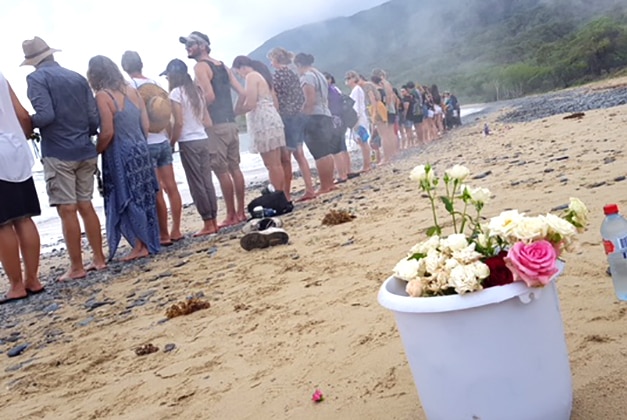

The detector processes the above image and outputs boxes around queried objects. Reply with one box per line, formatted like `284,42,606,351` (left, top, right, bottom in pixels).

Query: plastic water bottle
601,204,627,301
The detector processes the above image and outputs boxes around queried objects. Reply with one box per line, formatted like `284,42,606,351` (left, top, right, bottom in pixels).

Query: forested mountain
249,0,627,101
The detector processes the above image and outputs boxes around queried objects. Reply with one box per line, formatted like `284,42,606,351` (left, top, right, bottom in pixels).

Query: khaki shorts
207,122,240,174
43,157,97,206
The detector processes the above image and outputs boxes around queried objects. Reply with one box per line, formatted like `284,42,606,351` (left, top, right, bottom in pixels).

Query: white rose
409,165,433,183
452,243,483,264
406,279,424,297
569,197,589,228
543,213,577,239
488,209,524,239
393,258,421,281
469,187,491,204
510,216,548,242
448,264,482,294
470,261,490,280
476,233,489,248
441,233,468,252
410,235,440,255
445,164,470,181
424,249,446,274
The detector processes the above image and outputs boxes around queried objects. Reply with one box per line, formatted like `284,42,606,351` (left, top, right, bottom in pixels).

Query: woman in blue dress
87,55,160,261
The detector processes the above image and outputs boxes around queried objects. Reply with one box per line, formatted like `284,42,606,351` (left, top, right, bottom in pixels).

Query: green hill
249,0,627,102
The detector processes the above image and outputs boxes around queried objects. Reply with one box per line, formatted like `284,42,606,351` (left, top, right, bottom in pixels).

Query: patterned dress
101,91,160,260
246,93,285,154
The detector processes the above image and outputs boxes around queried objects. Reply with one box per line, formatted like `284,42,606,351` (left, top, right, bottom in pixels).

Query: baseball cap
159,59,188,76
178,31,210,47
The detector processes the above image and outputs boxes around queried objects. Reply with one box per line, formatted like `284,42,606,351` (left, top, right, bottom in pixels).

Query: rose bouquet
394,164,589,297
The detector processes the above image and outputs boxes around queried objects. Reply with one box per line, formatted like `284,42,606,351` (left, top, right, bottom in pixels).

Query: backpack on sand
247,191,294,218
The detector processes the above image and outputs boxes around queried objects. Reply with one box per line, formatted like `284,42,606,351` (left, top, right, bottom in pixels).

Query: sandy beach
2,77,627,419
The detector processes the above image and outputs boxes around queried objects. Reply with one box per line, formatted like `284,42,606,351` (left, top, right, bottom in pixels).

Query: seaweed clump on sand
135,343,159,356
165,298,211,319
322,209,356,226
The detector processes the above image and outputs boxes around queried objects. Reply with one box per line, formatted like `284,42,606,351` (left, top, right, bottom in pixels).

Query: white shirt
130,77,169,145
350,85,369,128
169,87,207,142
0,72,34,182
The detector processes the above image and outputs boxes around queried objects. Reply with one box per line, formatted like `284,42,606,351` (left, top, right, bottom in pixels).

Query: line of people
1,31,462,303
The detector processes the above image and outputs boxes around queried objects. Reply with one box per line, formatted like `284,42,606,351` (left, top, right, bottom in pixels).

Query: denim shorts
281,114,305,150
148,141,173,168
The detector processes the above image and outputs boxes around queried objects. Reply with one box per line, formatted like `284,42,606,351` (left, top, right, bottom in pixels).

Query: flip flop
334,178,347,185
0,294,29,305
160,241,174,247
171,236,185,242
347,172,361,179
26,287,45,295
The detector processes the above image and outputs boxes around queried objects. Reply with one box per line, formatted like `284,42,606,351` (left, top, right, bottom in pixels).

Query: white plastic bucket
378,261,572,420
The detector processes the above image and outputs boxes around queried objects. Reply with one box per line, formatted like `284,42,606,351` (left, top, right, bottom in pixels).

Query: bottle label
604,235,627,255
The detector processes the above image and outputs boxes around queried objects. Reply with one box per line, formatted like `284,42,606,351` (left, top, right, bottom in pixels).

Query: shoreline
3,79,627,418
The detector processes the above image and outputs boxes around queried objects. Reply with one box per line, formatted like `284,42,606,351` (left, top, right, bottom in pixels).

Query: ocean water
31,106,482,252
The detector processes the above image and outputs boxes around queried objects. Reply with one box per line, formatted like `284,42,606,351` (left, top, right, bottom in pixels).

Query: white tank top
0,71,34,182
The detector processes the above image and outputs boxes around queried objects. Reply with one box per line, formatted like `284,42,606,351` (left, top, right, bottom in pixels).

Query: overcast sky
1,0,389,109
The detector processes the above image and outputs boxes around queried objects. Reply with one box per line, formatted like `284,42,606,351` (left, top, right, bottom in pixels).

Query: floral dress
246,93,285,154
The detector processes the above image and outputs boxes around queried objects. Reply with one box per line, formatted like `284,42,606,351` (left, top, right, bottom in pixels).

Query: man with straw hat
22,36,107,281
121,51,183,246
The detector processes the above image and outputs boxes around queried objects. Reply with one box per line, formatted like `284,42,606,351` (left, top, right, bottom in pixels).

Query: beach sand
2,78,627,419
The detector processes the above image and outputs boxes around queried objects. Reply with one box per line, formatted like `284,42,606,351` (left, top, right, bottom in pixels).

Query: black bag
247,191,294,217
340,94,358,129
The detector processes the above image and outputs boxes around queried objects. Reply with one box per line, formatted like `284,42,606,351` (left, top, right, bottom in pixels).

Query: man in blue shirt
22,37,106,281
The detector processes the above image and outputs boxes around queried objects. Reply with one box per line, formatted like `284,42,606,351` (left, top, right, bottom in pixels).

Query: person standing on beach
344,70,372,172
231,56,288,199
267,47,316,202
293,53,339,194
180,31,247,227
22,37,106,281
121,51,183,246
0,71,44,303
371,69,398,164
87,55,160,261
324,72,351,183
162,59,219,236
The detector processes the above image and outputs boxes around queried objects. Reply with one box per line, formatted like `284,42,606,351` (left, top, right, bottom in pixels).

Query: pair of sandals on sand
240,217,289,251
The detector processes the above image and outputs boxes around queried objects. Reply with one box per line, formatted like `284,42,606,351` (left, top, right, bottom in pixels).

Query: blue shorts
281,114,305,150
354,125,370,143
148,141,173,168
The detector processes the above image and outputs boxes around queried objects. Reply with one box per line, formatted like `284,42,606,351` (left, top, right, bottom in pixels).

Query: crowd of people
0,32,462,304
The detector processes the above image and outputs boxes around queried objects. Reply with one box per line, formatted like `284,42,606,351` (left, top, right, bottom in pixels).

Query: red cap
604,204,619,215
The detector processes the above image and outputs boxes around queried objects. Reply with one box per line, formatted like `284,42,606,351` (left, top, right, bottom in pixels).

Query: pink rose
504,240,559,287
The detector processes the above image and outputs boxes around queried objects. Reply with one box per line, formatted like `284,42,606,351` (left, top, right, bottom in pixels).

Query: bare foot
316,186,337,195
296,192,317,202
193,228,218,237
122,248,149,262
58,269,87,282
23,278,44,294
85,262,107,272
170,231,184,242
218,217,241,229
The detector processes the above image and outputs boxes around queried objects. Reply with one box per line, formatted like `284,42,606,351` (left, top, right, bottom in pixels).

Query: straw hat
136,83,172,133
21,37,61,66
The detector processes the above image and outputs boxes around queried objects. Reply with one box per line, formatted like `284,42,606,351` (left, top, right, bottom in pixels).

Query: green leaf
441,196,454,213
409,252,427,261
426,226,441,236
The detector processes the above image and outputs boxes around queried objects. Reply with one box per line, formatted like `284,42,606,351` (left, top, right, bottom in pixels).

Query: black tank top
200,60,235,124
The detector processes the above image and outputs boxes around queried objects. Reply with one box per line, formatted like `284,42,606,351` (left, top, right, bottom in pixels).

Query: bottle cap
604,204,619,215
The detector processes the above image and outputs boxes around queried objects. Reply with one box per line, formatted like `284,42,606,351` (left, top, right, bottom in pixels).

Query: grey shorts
42,157,98,206
148,141,174,168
